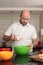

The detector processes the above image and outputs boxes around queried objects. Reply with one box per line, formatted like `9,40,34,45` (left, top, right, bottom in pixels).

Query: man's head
20,10,31,26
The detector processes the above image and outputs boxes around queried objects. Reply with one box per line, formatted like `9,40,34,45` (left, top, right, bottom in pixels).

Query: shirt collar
18,22,29,27
26,23,29,27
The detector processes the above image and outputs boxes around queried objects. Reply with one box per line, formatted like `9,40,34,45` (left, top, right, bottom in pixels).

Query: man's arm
3,35,11,42
32,38,39,46
3,34,23,42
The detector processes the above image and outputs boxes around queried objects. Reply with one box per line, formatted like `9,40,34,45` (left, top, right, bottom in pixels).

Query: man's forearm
3,35,11,42
32,38,39,46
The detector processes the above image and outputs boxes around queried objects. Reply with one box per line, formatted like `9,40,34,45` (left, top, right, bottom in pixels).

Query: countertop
0,42,43,65
0,54,43,65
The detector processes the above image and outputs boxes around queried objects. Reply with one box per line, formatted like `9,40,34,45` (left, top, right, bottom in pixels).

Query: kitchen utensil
0,51,13,60
14,46,30,55
29,54,43,62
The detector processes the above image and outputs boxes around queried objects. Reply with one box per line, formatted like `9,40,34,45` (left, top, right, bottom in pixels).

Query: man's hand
28,43,33,52
11,34,23,41
32,38,39,46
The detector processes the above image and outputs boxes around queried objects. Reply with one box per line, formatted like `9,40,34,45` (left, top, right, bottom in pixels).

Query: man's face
20,11,30,26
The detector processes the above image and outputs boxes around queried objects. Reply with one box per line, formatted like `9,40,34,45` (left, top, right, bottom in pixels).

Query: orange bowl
0,51,13,60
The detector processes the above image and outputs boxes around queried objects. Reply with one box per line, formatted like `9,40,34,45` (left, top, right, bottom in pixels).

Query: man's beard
22,22,27,26
20,21,27,26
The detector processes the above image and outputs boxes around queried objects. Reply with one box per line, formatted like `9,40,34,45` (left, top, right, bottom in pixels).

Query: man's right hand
11,34,23,41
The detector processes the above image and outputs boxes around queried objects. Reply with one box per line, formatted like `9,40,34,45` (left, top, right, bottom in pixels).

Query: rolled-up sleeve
5,23,17,36
5,26,13,36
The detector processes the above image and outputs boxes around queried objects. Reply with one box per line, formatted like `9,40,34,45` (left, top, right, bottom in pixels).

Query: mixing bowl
0,51,13,60
14,46,30,55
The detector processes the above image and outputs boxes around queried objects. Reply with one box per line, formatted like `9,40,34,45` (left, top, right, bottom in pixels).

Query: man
3,10,38,52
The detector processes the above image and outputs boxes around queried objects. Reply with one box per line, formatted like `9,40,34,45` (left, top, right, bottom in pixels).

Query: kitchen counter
0,42,43,65
0,54,43,65
0,44,43,65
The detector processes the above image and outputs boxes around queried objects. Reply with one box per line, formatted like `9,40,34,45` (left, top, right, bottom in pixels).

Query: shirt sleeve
31,26,37,39
5,23,17,36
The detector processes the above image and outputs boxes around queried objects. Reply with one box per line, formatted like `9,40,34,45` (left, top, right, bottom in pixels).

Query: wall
30,14,40,38
40,12,43,42
40,12,43,28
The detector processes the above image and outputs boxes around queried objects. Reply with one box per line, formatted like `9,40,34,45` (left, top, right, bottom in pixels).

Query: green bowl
14,46,30,55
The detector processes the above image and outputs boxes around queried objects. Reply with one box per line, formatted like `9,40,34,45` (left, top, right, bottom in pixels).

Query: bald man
3,10,38,52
